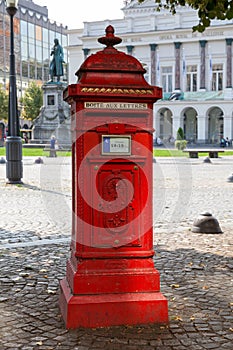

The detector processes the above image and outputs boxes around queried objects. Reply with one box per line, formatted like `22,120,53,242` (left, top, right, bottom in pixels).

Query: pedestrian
23,133,28,144
156,137,163,146
220,137,226,147
50,135,57,157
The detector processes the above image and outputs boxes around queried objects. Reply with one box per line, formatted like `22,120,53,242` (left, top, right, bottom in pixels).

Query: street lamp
5,0,23,184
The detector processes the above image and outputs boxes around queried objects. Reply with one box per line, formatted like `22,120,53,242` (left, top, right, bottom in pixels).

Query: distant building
0,0,68,117
67,0,233,145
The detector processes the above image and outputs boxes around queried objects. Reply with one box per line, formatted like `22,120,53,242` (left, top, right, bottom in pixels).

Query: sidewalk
0,156,233,349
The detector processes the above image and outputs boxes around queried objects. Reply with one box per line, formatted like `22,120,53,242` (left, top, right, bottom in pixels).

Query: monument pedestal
32,82,71,146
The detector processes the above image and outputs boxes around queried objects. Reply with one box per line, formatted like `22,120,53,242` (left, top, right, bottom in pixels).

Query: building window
43,46,49,63
22,61,28,78
36,43,42,63
62,34,67,47
43,67,49,82
29,63,35,79
36,25,42,41
36,65,43,81
186,65,197,92
28,23,35,40
42,28,49,44
55,33,62,43
20,20,27,36
211,64,223,91
49,31,55,45
162,66,173,93
21,38,28,60
28,38,35,60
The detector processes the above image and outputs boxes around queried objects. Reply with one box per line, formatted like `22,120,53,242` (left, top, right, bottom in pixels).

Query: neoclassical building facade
67,0,233,144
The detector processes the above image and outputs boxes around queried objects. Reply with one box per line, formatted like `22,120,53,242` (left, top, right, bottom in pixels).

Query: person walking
50,135,57,157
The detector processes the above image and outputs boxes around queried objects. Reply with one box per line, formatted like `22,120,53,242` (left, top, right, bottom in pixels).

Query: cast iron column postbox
59,25,168,328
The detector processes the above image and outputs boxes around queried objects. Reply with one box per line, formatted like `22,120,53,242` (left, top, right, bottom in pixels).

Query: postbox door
90,160,147,248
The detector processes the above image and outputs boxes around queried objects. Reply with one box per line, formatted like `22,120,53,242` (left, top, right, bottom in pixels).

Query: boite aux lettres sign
84,102,148,110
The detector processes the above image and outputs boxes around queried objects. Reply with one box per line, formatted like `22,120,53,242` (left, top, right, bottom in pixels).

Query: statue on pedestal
49,39,65,83
31,38,70,146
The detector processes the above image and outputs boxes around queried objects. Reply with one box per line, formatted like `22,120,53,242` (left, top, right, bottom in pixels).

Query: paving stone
0,157,233,349
202,343,222,349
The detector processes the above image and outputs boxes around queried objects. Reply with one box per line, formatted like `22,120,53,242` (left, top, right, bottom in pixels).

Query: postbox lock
114,239,120,245
134,166,138,170
94,165,99,170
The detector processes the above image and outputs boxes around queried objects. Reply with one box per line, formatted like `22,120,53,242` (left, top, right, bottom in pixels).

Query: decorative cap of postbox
76,25,150,88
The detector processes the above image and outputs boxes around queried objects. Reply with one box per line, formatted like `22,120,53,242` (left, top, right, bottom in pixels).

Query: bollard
192,212,222,233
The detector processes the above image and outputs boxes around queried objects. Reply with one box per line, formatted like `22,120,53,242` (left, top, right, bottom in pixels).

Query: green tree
21,82,43,122
138,0,233,32
176,127,184,140
0,84,8,121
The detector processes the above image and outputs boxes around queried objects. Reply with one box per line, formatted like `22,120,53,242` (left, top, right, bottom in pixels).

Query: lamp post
5,0,23,184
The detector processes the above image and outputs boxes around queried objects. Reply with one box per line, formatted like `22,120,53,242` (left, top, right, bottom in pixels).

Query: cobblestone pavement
0,156,232,349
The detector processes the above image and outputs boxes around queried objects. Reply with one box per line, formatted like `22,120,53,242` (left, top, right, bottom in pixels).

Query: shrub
175,140,187,150
176,127,184,140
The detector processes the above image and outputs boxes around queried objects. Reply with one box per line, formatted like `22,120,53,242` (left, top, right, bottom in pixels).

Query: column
126,45,134,55
197,115,208,143
224,39,233,100
224,115,233,140
199,40,207,90
154,110,160,138
226,39,233,88
150,44,157,85
174,42,181,91
83,48,90,59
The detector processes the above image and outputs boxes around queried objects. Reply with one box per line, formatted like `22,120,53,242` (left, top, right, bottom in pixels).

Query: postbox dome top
76,25,148,86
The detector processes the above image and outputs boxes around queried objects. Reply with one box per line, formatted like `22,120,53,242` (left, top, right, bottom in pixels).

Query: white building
67,0,233,145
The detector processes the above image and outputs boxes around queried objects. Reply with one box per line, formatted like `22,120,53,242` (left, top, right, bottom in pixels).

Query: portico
154,100,233,144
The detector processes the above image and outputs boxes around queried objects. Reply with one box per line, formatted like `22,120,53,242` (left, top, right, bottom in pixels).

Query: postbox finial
98,25,122,48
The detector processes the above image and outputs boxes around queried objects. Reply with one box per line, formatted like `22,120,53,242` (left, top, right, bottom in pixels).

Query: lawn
1,147,233,158
153,148,233,157
153,149,186,157
0,147,71,157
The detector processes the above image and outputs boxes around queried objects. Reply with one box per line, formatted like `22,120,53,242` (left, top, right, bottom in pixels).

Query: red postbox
59,25,168,328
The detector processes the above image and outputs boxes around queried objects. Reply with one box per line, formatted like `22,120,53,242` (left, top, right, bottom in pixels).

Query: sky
34,0,125,29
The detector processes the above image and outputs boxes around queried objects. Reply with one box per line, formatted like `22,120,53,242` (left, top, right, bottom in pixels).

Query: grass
153,149,186,157
0,147,71,157
153,148,233,157
0,147,233,158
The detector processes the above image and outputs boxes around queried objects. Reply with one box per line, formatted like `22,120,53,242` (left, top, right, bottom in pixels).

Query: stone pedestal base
59,278,168,328
59,255,168,329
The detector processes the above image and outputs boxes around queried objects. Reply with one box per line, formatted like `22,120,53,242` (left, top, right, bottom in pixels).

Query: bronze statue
49,38,64,82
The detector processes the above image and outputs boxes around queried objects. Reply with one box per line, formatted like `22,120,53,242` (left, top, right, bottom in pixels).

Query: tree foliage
0,84,9,121
176,127,184,140
138,0,233,32
21,82,43,122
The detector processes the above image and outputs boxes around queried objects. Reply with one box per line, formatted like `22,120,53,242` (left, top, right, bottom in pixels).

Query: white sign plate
102,135,131,155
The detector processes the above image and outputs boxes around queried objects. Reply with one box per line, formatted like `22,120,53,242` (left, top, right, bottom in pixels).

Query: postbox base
59,278,168,329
